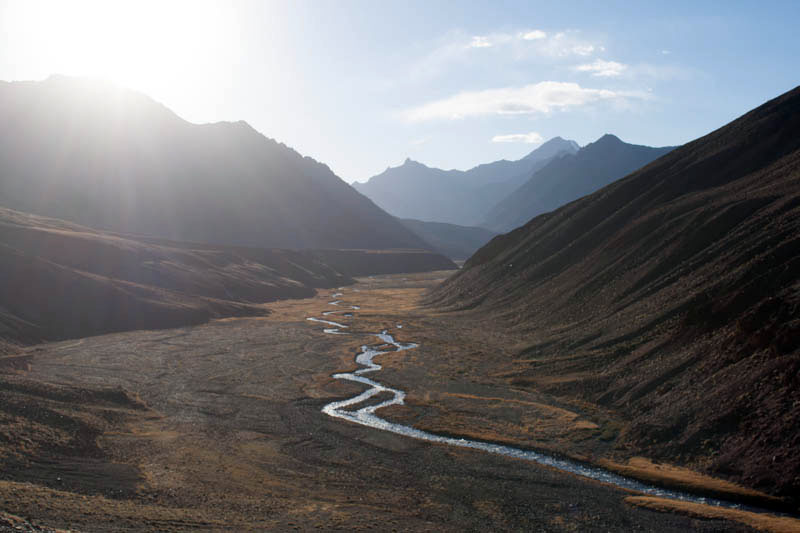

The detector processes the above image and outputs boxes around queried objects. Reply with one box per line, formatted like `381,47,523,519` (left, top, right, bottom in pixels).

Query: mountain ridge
0,205,455,345
482,134,675,232
353,137,579,226
0,76,430,251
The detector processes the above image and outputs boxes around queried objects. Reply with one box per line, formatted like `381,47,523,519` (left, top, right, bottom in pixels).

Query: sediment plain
1,272,791,531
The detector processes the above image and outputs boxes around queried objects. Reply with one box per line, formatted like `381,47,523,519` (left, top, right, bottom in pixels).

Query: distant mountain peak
594,133,623,144
483,133,675,232
522,136,580,161
400,157,427,169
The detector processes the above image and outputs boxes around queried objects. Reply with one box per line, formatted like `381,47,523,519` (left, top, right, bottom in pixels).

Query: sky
1,0,799,183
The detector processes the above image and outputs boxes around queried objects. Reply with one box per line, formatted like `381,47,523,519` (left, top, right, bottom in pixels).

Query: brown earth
0,207,453,346
429,85,800,506
0,273,766,531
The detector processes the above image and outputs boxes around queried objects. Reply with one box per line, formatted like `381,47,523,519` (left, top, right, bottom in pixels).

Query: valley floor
1,272,794,531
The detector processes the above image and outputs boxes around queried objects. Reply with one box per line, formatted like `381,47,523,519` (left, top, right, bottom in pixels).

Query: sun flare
4,0,239,91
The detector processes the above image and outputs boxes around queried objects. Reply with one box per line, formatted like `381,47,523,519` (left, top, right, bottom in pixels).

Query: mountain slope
429,86,800,503
399,218,497,260
0,207,356,344
483,135,674,232
0,76,427,250
353,137,578,226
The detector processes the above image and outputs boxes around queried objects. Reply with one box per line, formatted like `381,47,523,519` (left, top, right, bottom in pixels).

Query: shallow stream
309,290,783,515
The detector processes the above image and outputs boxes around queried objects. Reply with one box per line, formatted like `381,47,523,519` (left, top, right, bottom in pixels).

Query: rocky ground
0,272,788,531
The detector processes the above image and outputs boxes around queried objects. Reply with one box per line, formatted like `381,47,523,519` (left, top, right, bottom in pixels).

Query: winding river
308,290,779,514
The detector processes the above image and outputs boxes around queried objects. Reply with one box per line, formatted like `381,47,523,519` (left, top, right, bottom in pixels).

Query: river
309,289,782,515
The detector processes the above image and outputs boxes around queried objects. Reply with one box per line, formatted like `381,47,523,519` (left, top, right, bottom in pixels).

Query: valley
1,4,799,531
2,272,795,531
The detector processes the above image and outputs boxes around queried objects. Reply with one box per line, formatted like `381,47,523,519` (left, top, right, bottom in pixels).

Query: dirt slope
0,207,350,344
429,85,800,504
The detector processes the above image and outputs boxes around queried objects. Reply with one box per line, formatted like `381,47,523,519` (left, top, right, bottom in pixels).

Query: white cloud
575,59,628,77
571,44,596,56
464,30,597,57
492,132,544,144
402,81,630,122
661,49,671,55
521,30,547,40
470,36,492,48
410,136,430,146
405,29,603,84
535,31,599,58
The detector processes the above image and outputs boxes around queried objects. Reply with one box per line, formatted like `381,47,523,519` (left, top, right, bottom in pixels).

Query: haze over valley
0,1,799,531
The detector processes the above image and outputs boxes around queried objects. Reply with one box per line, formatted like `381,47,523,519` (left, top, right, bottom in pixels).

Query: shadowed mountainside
0,207,353,344
429,85,800,504
399,218,498,260
302,248,456,277
483,135,674,232
0,206,455,345
353,137,578,226
0,76,428,251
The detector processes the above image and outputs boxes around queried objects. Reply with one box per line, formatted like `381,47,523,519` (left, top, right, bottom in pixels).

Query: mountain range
0,77,460,346
430,85,800,503
482,134,675,232
0,76,428,251
0,206,456,346
353,137,579,226
0,206,341,344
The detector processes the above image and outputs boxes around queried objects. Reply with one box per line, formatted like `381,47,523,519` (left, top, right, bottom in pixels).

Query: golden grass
599,457,781,505
626,496,800,533
265,276,792,528
442,392,597,428
382,393,599,457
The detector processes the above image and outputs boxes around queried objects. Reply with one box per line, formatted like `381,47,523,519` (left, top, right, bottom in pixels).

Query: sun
3,0,240,92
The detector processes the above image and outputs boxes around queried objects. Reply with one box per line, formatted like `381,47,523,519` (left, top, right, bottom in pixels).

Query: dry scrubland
0,272,792,531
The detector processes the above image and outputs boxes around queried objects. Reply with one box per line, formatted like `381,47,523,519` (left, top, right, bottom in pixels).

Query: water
310,293,785,516
306,317,349,335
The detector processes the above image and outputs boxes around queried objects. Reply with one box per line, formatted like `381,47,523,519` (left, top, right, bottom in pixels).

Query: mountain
0,207,345,344
353,137,578,226
429,86,800,503
483,135,674,232
0,205,455,346
0,76,428,251
399,219,498,260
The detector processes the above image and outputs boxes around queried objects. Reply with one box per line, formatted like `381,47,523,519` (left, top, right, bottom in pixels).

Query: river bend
309,290,780,515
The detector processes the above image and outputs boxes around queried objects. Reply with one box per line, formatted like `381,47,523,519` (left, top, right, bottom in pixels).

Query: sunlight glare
4,0,240,92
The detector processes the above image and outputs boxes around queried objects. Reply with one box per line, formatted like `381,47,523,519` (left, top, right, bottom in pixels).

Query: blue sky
1,0,799,182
